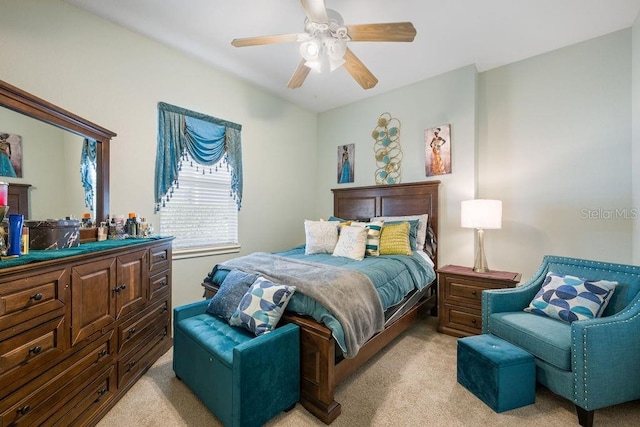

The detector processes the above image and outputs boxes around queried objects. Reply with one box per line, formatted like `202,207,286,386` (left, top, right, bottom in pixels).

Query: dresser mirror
0,79,116,222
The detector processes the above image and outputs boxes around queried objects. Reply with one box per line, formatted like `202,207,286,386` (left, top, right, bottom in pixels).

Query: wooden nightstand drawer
437,265,521,337
446,277,486,305
442,305,482,335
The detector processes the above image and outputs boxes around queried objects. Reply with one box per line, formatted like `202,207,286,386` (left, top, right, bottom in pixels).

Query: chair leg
576,405,594,427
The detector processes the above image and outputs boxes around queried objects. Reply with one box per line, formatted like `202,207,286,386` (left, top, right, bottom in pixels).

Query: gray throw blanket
220,252,384,357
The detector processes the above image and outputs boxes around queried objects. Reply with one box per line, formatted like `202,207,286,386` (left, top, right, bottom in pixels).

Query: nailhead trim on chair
573,297,640,409
484,255,640,411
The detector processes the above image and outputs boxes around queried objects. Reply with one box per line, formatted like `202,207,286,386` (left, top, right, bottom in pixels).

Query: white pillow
305,220,339,254
332,226,368,261
372,214,428,250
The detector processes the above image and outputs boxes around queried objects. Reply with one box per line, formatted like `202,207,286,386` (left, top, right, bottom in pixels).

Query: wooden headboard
332,181,440,264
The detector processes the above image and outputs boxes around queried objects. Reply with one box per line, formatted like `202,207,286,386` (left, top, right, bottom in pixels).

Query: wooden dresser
437,264,521,337
0,237,173,426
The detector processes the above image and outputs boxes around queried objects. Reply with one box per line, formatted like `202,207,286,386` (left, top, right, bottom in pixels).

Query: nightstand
437,265,521,337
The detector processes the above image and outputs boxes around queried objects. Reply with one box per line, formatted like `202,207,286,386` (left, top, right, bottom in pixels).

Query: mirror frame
0,79,116,222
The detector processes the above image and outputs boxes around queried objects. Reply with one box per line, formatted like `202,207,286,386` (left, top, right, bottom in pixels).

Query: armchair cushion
524,272,617,323
488,312,571,370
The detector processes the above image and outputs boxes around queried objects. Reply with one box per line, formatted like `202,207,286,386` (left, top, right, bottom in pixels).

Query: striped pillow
351,220,384,256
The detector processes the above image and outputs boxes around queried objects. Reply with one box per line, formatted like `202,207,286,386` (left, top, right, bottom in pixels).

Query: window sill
172,244,240,260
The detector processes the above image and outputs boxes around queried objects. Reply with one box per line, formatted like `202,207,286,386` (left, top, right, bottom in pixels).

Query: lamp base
472,228,489,273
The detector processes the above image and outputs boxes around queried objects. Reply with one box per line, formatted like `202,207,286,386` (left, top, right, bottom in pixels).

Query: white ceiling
63,0,640,113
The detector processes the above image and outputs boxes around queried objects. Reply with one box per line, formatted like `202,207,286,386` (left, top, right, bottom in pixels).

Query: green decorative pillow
373,214,428,250
384,220,419,250
229,277,296,336
331,225,368,260
524,272,617,323
351,220,384,256
379,222,412,256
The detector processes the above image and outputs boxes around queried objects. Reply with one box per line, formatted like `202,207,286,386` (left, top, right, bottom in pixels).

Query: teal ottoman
457,334,535,413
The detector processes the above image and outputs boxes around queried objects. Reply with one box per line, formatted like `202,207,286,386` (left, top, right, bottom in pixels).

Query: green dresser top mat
0,236,169,269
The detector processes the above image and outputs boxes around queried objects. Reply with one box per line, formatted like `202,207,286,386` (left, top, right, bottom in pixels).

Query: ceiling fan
231,0,417,90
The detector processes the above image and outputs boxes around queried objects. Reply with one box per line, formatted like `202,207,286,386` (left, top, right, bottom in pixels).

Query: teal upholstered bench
173,300,300,427
457,333,535,413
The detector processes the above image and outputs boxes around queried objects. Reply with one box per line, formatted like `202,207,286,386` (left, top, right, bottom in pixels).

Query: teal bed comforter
208,245,435,356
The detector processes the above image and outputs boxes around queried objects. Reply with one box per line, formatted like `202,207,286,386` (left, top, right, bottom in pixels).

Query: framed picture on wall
0,132,23,178
424,124,451,177
337,143,355,184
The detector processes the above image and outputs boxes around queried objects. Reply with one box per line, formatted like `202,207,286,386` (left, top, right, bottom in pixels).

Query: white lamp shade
461,199,502,229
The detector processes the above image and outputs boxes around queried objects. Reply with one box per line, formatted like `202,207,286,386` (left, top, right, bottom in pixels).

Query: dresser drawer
149,242,171,273
0,332,113,426
0,316,65,396
118,298,169,355
148,269,171,301
118,322,170,389
0,269,67,337
48,365,117,427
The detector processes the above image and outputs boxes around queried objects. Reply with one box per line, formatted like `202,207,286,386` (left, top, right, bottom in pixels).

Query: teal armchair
482,255,640,427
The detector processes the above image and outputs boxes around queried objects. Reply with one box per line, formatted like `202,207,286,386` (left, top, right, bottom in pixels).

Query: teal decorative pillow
229,277,296,336
206,269,257,321
524,272,617,323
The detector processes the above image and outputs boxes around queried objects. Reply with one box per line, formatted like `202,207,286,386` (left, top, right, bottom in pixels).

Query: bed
202,180,440,424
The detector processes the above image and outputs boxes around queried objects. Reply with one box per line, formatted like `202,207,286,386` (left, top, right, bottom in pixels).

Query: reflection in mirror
0,106,91,219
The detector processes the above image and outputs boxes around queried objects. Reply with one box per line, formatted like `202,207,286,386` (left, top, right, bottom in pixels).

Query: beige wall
478,30,633,279
0,0,318,308
633,14,640,264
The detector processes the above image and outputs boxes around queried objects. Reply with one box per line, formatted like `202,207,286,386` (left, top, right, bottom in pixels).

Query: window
160,153,238,255
155,103,242,259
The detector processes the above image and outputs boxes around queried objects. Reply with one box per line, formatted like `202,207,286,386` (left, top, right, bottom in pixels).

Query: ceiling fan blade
231,33,299,47
300,0,328,24
346,22,417,42
287,60,311,89
343,48,378,90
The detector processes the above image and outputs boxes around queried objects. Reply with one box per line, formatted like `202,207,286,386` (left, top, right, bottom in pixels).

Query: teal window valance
155,102,243,212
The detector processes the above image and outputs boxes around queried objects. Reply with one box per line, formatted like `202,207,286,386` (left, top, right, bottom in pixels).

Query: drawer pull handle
29,346,42,355
17,405,30,416
95,387,108,402
471,319,477,324
127,328,136,338
126,360,136,372
160,253,166,260
113,284,127,293
471,291,477,296
30,292,43,301
99,349,108,358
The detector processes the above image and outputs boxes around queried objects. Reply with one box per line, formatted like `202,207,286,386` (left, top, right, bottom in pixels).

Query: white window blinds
159,154,238,250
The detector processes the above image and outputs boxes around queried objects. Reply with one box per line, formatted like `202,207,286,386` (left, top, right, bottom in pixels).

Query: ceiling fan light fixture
328,56,346,72
300,38,322,62
304,60,323,73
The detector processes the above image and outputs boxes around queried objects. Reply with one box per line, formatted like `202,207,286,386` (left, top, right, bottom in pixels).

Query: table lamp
461,199,502,273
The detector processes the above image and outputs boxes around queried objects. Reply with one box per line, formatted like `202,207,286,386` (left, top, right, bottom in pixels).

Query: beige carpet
97,318,639,426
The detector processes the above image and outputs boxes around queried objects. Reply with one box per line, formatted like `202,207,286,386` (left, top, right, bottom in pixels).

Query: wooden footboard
282,290,437,424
